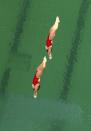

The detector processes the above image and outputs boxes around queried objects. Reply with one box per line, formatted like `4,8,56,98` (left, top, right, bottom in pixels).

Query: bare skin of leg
36,56,47,78
49,16,60,40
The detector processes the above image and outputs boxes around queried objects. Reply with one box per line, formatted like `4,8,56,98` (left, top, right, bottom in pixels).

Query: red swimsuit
32,75,40,86
46,35,53,48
